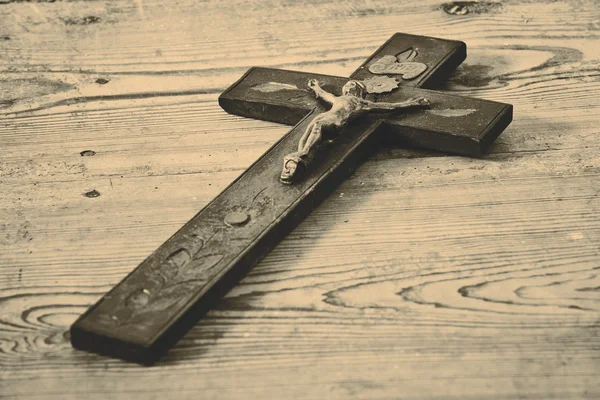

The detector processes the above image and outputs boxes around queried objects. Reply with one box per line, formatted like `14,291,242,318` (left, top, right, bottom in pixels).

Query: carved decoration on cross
71,33,513,365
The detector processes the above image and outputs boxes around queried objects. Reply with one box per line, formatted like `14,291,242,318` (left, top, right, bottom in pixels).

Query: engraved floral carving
109,231,226,328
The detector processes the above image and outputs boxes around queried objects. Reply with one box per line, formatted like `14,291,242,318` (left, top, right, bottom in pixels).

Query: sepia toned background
1,0,598,398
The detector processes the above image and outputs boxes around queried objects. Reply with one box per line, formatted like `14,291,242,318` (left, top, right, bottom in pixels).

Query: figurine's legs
297,120,315,153
281,114,337,184
280,121,325,184
297,121,323,158
297,113,339,158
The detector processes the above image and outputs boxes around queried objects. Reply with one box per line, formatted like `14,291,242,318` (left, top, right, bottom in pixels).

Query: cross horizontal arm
219,31,469,126
220,68,512,156
70,110,382,364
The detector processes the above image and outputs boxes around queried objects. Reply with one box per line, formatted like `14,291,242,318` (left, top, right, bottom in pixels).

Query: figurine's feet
280,154,305,184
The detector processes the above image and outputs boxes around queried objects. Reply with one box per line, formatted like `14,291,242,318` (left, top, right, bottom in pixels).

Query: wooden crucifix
70,33,513,364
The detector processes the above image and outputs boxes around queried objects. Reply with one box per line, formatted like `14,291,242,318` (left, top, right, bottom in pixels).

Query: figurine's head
342,80,367,98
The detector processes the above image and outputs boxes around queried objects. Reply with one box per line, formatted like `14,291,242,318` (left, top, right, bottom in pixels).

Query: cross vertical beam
71,33,512,364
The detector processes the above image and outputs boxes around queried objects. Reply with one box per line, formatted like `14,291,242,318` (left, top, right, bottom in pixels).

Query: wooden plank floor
1,0,598,398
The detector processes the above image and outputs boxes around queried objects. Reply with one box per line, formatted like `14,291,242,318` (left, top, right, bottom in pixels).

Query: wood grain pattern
1,0,599,398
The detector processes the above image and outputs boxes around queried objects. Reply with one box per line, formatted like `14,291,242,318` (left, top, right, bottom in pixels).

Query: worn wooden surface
0,0,598,399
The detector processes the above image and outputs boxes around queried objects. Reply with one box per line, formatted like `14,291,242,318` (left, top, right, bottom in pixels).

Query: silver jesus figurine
280,79,431,184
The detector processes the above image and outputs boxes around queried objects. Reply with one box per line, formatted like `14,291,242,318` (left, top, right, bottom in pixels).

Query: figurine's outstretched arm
362,97,430,111
308,79,337,105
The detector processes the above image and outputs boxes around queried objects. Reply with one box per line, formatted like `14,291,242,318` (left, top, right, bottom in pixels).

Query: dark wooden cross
70,33,512,364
